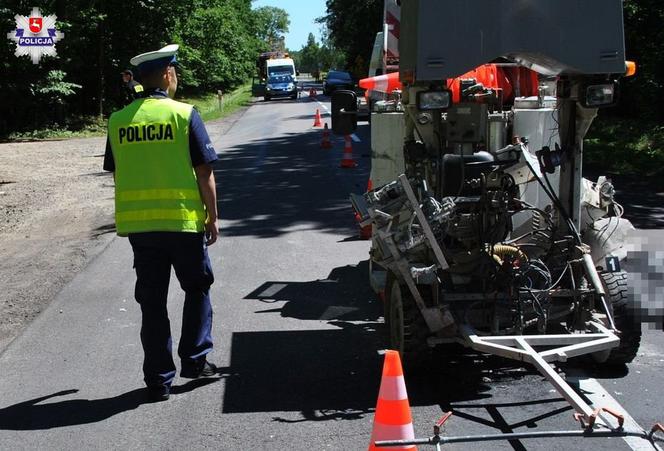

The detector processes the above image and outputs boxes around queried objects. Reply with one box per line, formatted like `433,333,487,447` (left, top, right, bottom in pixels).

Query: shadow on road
233,260,582,432
220,322,573,430
214,126,370,239
236,260,640,437
0,378,220,430
283,113,333,122
246,260,380,322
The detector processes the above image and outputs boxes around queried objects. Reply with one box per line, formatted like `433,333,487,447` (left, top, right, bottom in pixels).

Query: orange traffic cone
313,109,323,127
340,135,357,168
368,350,417,451
320,123,333,149
360,72,402,94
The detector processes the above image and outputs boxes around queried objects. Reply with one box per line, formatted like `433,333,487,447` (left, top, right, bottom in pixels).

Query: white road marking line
351,133,361,143
316,101,330,112
257,283,287,298
569,376,656,451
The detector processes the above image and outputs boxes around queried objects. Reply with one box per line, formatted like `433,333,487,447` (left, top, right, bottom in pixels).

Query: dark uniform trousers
128,232,214,387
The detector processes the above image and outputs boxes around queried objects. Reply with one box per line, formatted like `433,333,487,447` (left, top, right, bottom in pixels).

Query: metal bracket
575,406,625,430
460,322,619,420
398,174,450,270
433,412,454,436
651,423,664,442
376,228,450,332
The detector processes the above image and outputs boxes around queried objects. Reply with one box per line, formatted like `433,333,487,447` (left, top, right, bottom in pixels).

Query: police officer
120,69,144,105
104,44,219,402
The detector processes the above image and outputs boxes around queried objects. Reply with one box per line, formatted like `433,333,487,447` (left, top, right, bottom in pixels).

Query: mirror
331,90,358,135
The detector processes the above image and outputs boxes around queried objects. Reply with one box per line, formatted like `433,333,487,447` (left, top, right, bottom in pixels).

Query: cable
543,169,581,240
547,263,570,290
520,261,569,293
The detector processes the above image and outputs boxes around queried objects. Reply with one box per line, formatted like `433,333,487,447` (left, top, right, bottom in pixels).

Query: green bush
585,118,664,175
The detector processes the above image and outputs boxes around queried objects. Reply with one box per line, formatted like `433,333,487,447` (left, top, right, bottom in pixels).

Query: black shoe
180,360,219,379
146,385,170,402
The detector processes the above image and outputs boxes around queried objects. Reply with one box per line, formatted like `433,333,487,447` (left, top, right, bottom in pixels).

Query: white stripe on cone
378,375,409,401
375,75,389,92
369,423,416,450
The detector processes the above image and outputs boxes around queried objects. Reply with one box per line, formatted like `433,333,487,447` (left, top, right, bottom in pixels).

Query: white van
266,58,297,83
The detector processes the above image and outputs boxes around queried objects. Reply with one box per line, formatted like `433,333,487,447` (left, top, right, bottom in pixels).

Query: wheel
264,96,271,101
601,271,642,364
290,94,297,100
385,272,431,370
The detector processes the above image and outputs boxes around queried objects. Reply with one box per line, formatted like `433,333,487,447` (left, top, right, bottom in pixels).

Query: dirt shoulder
0,105,250,353
0,136,116,351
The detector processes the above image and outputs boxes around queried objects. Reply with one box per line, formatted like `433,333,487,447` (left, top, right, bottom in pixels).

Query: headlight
416,90,452,110
582,83,618,108
287,84,294,90
266,85,273,91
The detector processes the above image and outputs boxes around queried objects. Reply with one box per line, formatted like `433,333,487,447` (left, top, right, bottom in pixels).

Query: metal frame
362,154,656,447
374,217,451,333
371,322,664,449
364,175,455,332
398,174,449,270
460,322,619,420
375,395,664,450
375,426,664,450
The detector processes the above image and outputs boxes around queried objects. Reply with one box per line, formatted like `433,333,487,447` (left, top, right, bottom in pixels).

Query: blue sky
252,0,326,50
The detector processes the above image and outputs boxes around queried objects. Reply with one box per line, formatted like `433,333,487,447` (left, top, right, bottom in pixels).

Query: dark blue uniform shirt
103,88,218,172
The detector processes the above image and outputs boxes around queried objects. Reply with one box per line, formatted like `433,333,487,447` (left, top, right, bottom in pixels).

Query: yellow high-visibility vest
108,98,206,236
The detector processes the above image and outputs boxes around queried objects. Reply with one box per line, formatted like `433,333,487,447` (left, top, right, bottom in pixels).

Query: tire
264,96,271,101
601,271,642,364
385,272,430,370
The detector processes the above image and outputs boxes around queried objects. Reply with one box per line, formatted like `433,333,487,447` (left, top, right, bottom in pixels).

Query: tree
174,0,259,92
0,0,264,135
253,6,290,52
318,0,382,75
618,0,664,120
299,33,320,73
30,70,81,125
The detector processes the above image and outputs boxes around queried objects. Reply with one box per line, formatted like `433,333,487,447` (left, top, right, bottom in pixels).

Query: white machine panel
512,103,561,236
370,112,406,189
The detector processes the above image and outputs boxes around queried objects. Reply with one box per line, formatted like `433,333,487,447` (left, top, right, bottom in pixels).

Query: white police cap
130,44,179,73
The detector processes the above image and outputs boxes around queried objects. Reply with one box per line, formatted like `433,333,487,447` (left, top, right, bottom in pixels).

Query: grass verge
6,116,107,141
4,82,253,141
179,82,253,122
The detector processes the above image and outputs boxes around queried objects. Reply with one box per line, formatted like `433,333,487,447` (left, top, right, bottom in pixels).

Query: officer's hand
205,218,219,246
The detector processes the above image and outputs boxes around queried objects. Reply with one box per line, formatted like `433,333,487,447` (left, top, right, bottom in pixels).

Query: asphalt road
0,85,661,450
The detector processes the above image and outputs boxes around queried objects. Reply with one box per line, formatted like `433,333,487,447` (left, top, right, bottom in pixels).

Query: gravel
0,136,117,352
